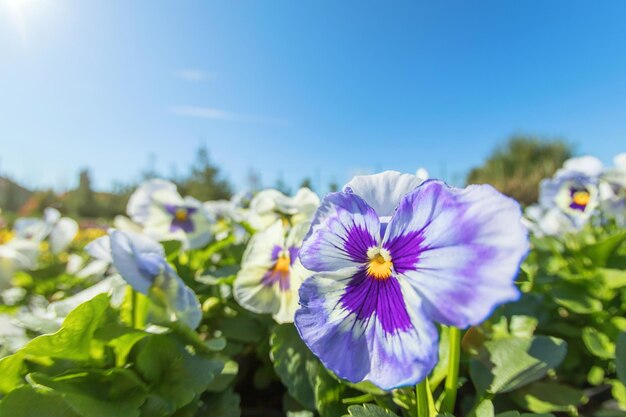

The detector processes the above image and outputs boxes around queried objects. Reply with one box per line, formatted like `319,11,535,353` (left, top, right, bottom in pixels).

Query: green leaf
552,285,602,314
94,323,149,367
509,316,538,339
23,293,113,361
617,332,626,385
0,385,81,417
133,334,223,412
28,368,148,417
581,230,626,265
218,315,265,343
599,268,626,289
469,336,567,394
198,388,241,417
582,327,615,359
315,368,350,417
474,399,494,417
161,240,183,260
206,359,239,392
510,381,584,413
0,294,114,394
343,403,400,417
270,324,318,410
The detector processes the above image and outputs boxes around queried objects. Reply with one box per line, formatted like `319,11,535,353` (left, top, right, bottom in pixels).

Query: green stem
441,326,461,414
416,379,430,417
169,321,212,356
131,289,139,328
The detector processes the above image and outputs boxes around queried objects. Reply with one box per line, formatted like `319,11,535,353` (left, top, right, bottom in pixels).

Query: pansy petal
43,207,62,225
163,266,202,329
273,259,310,324
109,230,165,295
127,179,179,224
85,236,112,263
299,192,380,272
295,269,439,390
344,171,424,217
561,155,604,177
296,269,370,383
49,218,79,254
242,220,286,268
385,181,528,328
233,265,281,314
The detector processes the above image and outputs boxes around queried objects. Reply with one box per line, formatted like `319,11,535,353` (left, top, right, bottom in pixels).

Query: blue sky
1,1,626,193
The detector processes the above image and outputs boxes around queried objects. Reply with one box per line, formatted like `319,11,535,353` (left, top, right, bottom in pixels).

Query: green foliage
466,136,572,205
343,403,401,416
270,324,318,410
0,294,226,417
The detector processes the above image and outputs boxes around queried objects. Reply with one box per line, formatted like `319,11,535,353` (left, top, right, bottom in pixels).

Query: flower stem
441,326,461,414
416,379,430,417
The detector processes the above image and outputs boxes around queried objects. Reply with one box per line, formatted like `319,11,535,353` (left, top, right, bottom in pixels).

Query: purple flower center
164,204,197,233
569,187,590,212
339,226,419,334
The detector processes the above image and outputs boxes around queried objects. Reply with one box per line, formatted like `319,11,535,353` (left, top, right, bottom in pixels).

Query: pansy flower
127,179,212,249
13,208,78,254
295,171,528,390
109,229,202,329
599,153,626,225
204,199,248,243
248,188,319,231
234,220,311,323
0,239,39,290
539,156,602,229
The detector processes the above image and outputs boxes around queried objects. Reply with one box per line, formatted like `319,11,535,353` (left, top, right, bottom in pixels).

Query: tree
299,177,313,191
466,135,573,205
176,146,232,201
70,169,99,218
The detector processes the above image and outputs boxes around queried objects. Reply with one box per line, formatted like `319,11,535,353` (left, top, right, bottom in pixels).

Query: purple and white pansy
127,179,213,249
538,156,602,229
109,229,202,329
294,171,528,390
248,188,320,231
234,220,312,324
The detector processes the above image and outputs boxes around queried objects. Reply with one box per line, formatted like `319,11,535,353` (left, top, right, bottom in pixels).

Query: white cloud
171,106,289,127
176,69,212,82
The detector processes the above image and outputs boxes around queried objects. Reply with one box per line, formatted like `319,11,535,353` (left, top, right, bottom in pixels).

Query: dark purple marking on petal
384,230,426,274
170,219,194,233
261,268,291,292
344,226,378,263
340,268,412,334
164,204,197,233
288,246,300,265
271,245,282,261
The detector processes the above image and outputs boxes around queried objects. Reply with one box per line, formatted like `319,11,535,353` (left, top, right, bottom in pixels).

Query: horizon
1,1,626,193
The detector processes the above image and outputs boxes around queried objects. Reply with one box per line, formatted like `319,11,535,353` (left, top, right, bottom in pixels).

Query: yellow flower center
174,208,188,221
367,252,393,280
572,190,590,207
274,255,291,273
